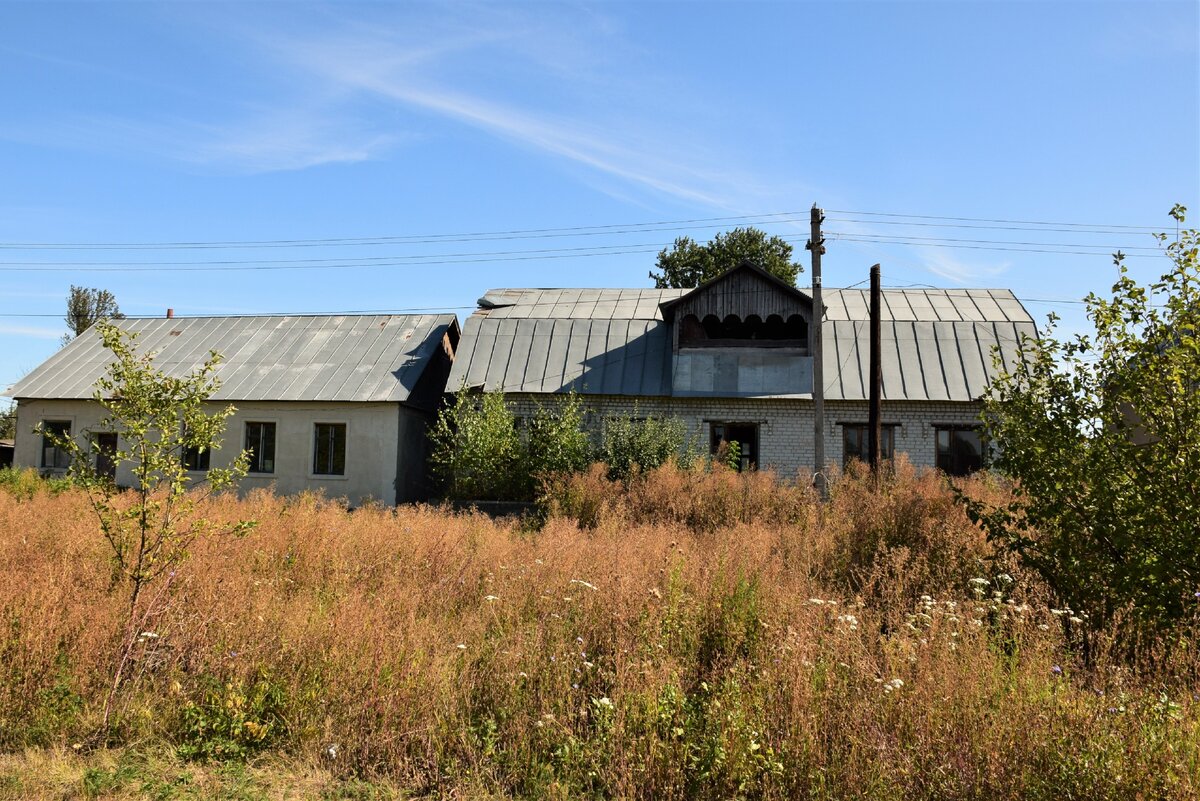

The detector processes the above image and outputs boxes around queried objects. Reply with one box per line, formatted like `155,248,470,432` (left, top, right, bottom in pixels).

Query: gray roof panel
8,314,456,403
447,286,1035,401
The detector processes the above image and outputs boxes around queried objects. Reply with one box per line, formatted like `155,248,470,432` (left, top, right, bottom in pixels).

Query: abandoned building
6,313,458,505
448,262,1037,476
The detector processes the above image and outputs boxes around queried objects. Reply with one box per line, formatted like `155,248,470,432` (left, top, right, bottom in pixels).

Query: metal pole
807,205,826,497
868,264,882,475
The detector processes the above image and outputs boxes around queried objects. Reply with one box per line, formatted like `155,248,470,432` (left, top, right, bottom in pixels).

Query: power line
827,217,1166,236
826,209,1164,231
832,236,1163,258
0,212,814,251
827,231,1162,252
0,208,1166,251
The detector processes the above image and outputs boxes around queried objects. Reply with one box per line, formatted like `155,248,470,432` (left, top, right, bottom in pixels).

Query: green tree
600,415,687,481
649,227,803,288
526,392,593,479
39,320,251,731
63,285,123,345
431,390,598,502
0,404,14,440
960,205,1199,636
429,388,526,501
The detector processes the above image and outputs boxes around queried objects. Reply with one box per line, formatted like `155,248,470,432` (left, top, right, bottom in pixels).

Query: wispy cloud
184,112,401,173
255,8,798,210
918,247,1011,285
0,324,63,340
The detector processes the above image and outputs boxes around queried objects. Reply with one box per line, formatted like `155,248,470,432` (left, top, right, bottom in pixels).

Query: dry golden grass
0,464,1197,799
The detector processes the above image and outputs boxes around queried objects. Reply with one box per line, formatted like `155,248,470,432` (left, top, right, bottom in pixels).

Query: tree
600,415,687,481
63,285,123,345
959,205,1199,637
430,389,596,502
649,227,803,288
526,392,593,480
429,388,526,501
40,319,250,731
0,404,14,440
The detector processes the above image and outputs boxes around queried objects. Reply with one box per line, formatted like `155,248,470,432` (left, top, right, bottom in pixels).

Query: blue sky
2,0,1197,398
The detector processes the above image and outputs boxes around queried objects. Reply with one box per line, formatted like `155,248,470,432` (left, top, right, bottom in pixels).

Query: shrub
963,207,1200,637
599,415,687,481
429,388,526,501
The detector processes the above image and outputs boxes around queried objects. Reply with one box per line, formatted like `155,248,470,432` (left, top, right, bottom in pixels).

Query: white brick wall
506,394,983,477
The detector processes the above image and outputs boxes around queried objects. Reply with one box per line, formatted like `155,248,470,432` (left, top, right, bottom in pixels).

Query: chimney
166,308,174,319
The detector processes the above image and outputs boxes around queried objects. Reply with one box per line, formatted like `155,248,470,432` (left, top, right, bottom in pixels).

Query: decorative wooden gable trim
659,261,814,352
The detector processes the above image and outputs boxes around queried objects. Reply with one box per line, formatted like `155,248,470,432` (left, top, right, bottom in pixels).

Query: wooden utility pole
807,205,826,496
868,264,882,474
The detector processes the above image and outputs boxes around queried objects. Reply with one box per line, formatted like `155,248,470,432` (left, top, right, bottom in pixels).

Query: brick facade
506,393,983,478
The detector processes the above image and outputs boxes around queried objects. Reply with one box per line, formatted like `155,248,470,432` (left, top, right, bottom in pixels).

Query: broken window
710,421,758,471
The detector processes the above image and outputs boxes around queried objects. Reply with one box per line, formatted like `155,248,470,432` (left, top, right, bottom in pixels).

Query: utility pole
807,205,826,497
868,264,882,475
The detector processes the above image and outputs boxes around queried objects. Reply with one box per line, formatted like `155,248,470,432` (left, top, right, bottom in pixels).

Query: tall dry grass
0,464,1197,799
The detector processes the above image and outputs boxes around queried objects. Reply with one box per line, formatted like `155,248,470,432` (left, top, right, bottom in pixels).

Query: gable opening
680,312,808,349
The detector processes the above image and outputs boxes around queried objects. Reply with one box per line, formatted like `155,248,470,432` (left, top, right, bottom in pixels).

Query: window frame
708,420,760,472
40,419,73,470
244,420,278,475
90,431,119,481
181,441,211,472
934,424,985,476
311,421,348,478
840,422,899,468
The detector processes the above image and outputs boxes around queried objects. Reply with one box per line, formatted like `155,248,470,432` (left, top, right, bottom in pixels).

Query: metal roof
8,314,457,403
449,287,1036,402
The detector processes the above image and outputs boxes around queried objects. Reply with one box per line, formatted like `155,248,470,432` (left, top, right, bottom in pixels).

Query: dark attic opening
679,312,808,349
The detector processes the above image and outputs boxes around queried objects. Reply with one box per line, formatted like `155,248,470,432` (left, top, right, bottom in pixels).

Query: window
182,443,210,471
41,420,71,470
842,423,897,467
710,421,758,471
680,313,808,349
935,426,984,476
245,422,276,474
92,432,118,480
313,423,346,476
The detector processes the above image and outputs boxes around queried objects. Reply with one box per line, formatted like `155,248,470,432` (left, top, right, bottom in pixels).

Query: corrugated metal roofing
7,314,457,403
449,287,1036,401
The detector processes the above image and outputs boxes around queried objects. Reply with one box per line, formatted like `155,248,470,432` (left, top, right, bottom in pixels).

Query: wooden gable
659,261,814,352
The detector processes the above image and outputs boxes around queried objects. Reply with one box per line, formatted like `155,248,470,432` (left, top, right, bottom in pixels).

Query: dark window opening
935,426,983,476
92,432,118,480
680,312,809,349
842,424,897,467
314,423,346,476
245,422,276,474
41,420,71,470
182,443,210,471
710,422,758,471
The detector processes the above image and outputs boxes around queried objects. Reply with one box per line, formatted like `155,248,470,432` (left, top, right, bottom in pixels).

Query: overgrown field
1,463,1197,799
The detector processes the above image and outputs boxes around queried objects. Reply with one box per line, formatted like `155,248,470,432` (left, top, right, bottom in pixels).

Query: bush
599,415,687,481
963,207,1200,636
0,466,72,500
429,388,526,501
